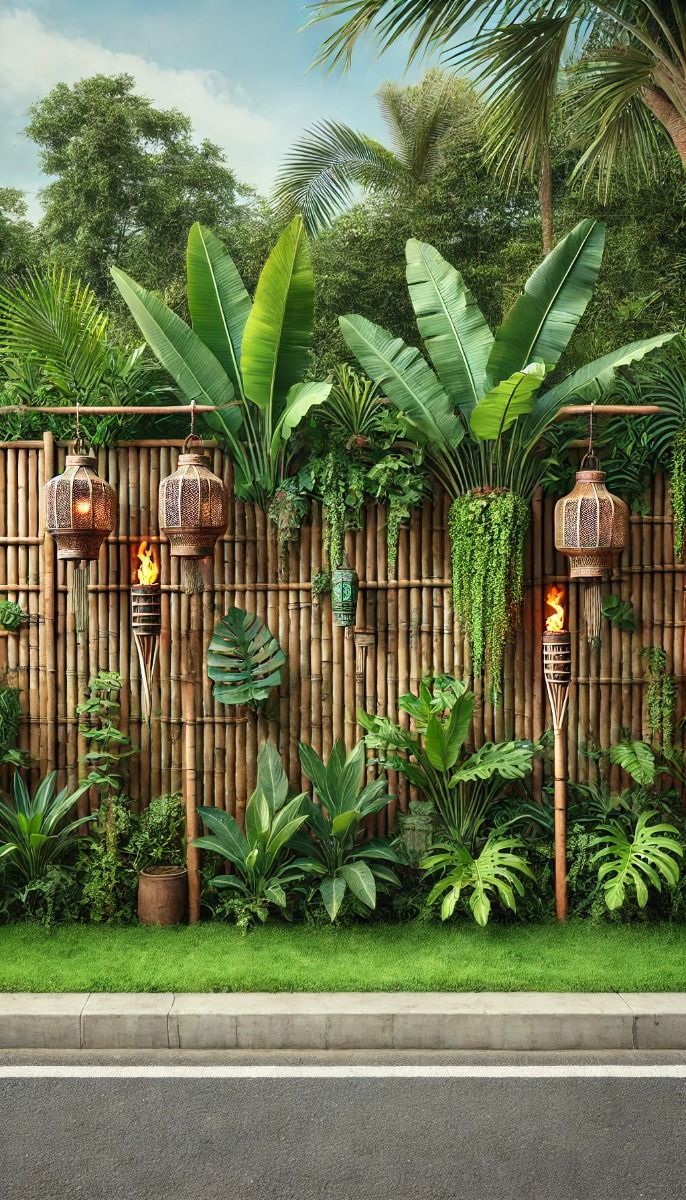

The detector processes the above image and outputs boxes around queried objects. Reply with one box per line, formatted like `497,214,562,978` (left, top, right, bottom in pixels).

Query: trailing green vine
448,489,529,696
670,429,686,560
641,646,676,750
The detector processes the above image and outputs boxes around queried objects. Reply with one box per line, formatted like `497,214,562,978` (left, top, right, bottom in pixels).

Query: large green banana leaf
110,267,241,440
405,238,492,415
523,331,678,444
486,219,605,386
339,313,464,450
241,216,314,413
186,222,252,399
270,380,332,458
470,362,547,441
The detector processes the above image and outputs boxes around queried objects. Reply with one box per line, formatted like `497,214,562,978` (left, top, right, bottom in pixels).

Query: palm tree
308,2,686,204
273,69,478,234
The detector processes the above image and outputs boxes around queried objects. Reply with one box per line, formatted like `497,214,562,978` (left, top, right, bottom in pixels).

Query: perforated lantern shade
159,445,228,558
44,452,115,561
554,466,628,579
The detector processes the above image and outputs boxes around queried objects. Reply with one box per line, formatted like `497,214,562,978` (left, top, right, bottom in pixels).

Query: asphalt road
2,1051,686,1200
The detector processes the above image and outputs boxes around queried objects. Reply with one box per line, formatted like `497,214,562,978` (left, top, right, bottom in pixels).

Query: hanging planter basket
554,454,628,640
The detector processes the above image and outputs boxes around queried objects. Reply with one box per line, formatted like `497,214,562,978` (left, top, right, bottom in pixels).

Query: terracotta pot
137,865,188,926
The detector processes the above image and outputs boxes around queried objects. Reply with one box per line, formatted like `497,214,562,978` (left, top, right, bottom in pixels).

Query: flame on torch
545,584,566,633
136,540,159,586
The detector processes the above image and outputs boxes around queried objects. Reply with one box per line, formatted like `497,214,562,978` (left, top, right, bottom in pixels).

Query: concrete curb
2,992,686,1051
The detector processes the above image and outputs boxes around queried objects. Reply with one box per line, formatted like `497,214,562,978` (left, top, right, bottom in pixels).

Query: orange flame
136,540,159,586
545,584,566,633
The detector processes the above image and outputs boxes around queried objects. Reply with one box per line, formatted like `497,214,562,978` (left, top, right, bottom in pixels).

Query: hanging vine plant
670,429,686,560
448,490,529,689
339,220,674,697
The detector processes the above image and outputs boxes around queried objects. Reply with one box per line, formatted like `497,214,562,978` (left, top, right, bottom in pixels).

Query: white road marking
0,1064,686,1080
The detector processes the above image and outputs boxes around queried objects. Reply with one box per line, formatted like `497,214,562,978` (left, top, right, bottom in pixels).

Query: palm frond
377,70,472,181
565,49,668,198
273,121,403,234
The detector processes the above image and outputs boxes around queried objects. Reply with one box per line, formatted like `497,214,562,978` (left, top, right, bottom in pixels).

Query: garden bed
2,922,685,993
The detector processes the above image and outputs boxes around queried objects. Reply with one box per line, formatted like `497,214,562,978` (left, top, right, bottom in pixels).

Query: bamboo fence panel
0,439,683,813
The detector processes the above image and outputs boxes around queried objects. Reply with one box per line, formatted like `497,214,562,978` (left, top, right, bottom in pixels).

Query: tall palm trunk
538,142,554,254
643,87,686,169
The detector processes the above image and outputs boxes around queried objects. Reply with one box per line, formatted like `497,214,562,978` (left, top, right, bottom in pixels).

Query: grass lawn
0,921,685,992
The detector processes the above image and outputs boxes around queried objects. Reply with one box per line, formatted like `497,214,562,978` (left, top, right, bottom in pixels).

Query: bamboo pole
183,591,202,923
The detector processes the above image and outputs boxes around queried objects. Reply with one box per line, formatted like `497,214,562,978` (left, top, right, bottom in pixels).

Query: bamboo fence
0,433,683,819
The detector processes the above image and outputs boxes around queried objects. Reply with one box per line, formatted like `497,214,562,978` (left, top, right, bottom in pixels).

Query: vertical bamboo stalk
42,433,58,772
183,590,202,922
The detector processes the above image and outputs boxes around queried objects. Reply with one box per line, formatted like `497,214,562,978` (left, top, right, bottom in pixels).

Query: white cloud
0,8,278,191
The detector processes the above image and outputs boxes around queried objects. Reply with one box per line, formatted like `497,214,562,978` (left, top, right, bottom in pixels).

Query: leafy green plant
421,835,534,926
601,595,637,633
0,600,28,632
79,797,135,924
292,740,400,921
365,453,426,571
671,428,686,559
609,740,657,787
192,743,308,924
591,811,683,911
112,218,331,508
320,363,388,444
207,608,286,711
338,220,674,694
126,793,185,871
0,684,26,769
77,671,137,799
0,770,92,885
359,675,534,843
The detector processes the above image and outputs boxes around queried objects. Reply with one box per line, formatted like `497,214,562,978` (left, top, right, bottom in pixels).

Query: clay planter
137,866,188,926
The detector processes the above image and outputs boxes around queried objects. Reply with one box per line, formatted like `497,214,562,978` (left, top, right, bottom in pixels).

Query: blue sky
0,1,435,218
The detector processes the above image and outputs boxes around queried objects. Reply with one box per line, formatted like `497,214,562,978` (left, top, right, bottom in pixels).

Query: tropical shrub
207,608,286,711
0,600,28,632
421,836,534,926
126,793,185,871
192,743,308,927
112,217,332,508
591,811,683,911
0,770,92,886
359,675,535,842
0,684,27,770
293,740,400,921
338,220,675,693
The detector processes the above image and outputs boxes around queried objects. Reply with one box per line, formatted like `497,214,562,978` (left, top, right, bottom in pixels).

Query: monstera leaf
207,608,286,707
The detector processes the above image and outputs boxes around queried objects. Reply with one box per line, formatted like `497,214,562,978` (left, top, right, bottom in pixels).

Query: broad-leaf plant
112,217,331,508
292,739,400,921
339,219,675,693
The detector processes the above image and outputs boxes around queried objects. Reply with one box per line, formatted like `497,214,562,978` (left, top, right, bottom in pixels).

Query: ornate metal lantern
331,559,359,628
159,436,228,593
554,454,628,640
44,448,115,561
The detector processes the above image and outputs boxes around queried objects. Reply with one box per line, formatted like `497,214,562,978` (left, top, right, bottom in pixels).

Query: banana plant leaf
405,238,493,415
186,222,252,399
486,219,604,387
241,216,314,413
208,608,286,707
469,362,547,440
339,313,464,450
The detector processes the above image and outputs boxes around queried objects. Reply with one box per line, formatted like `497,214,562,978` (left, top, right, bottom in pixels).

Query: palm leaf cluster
308,1,686,195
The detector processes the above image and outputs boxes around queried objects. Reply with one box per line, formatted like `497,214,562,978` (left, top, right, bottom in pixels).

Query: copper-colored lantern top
159,437,228,558
554,456,628,579
44,450,116,561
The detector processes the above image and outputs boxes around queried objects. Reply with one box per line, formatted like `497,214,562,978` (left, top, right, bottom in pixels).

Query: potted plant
127,793,187,925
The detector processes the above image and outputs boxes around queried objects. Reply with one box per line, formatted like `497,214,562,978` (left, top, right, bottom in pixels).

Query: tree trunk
538,143,554,255
643,87,686,168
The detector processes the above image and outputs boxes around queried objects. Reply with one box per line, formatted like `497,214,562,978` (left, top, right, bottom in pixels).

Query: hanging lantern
331,559,359,628
44,443,115,638
159,435,227,593
554,454,628,641
44,447,115,561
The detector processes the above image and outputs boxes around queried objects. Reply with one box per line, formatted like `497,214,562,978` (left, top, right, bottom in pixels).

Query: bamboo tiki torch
542,584,572,921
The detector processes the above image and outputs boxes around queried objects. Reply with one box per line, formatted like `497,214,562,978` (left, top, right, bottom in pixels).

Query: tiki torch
131,540,161,723
543,584,571,922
